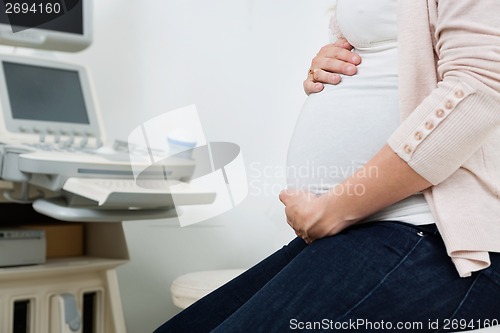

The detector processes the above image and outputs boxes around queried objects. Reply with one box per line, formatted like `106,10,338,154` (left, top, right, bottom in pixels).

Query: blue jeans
153,221,500,332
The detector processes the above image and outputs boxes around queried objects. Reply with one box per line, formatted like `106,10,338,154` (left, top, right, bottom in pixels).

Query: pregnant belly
286,82,400,194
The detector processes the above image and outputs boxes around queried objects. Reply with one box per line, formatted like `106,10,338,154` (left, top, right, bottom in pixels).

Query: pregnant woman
154,0,500,332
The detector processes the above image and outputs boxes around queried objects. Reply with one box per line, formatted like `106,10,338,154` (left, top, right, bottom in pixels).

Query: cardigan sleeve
388,0,500,185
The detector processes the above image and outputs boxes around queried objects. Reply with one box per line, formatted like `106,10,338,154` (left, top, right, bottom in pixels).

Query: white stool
170,269,246,309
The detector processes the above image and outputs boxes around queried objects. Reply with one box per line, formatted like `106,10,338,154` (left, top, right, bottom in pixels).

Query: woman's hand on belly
304,37,361,95
280,145,433,244
279,189,352,244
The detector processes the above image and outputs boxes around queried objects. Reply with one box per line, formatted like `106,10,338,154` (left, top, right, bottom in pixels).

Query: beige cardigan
388,1,500,277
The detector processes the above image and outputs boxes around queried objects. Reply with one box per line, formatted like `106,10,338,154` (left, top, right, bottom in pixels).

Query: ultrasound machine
0,1,216,222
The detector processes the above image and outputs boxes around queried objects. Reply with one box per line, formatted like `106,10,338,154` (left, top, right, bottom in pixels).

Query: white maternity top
286,0,434,225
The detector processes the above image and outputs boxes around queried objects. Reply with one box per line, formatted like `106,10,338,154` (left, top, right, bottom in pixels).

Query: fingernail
352,55,359,63
346,65,356,75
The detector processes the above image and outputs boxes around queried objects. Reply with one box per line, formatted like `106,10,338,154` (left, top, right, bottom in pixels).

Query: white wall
5,1,334,332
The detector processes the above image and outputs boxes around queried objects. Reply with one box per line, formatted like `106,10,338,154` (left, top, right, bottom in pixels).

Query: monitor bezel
0,54,103,141
0,0,92,53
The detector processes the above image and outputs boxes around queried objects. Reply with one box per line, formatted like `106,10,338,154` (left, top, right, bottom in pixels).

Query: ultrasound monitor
0,54,103,142
0,0,92,52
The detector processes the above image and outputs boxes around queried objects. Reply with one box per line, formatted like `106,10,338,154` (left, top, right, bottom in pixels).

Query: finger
303,66,339,95
311,68,342,85
279,189,294,205
313,46,361,78
279,190,288,205
295,229,307,242
312,56,359,76
318,44,361,66
332,37,346,46
303,78,325,95
333,37,353,50
279,188,301,205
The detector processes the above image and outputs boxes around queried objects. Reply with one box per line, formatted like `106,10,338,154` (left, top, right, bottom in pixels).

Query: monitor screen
0,0,92,52
0,55,102,139
2,61,89,124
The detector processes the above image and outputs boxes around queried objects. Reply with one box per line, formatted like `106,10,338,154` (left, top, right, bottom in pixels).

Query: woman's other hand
304,38,361,95
279,189,351,244
279,145,433,245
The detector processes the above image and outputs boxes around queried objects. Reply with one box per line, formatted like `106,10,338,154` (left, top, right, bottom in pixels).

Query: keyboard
63,177,216,208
